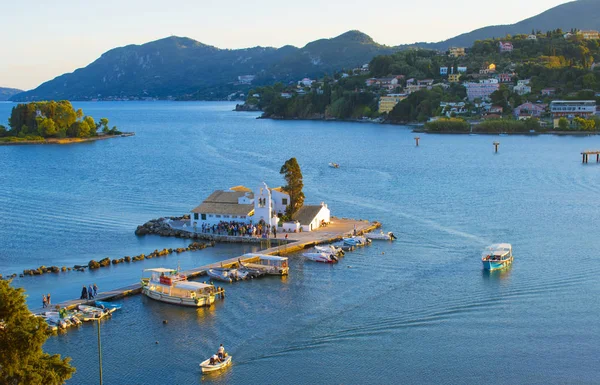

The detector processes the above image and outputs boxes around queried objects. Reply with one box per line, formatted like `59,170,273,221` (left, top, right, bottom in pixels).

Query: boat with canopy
481,244,513,271
141,268,216,307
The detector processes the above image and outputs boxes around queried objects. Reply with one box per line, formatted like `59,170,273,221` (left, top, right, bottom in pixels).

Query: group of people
209,344,227,365
42,293,51,308
197,221,279,238
80,284,98,300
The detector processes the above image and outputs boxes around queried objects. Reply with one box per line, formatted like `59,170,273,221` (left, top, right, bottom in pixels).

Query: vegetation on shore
0,101,120,141
0,280,75,384
243,30,600,130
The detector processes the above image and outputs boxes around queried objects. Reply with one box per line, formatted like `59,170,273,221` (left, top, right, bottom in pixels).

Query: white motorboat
240,254,289,275
314,245,344,256
343,236,371,246
366,231,397,241
328,162,340,168
141,268,216,307
303,252,338,263
207,268,234,283
199,355,232,373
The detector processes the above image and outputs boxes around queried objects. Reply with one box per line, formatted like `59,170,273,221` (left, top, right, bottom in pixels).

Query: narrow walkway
31,218,380,314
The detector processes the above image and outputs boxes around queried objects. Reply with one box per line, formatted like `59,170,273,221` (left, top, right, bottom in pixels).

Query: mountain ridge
11,0,600,101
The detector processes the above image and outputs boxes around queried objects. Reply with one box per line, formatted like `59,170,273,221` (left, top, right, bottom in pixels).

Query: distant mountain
12,31,395,101
0,87,23,101
407,0,600,50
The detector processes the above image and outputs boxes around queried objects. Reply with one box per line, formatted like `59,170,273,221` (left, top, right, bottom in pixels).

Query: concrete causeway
31,218,380,314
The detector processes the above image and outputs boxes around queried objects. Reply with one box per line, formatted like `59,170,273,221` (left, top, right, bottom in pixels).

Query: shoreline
251,114,600,136
0,132,135,146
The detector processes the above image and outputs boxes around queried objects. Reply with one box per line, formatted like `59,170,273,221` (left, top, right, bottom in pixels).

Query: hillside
12,31,395,102
0,87,23,101
408,0,600,50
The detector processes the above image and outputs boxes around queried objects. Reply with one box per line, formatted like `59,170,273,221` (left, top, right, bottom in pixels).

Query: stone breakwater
135,217,281,244
3,241,213,280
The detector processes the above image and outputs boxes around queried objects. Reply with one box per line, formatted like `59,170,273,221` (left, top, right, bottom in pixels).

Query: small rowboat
199,355,232,373
328,162,340,168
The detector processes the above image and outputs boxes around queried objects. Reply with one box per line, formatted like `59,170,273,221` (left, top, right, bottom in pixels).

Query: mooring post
493,141,500,153
596,154,599,163
414,136,420,147
583,153,586,164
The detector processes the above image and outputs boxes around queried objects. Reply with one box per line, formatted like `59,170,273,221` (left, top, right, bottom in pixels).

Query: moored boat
303,252,338,263
343,236,371,246
199,355,232,373
240,254,289,275
328,162,340,168
95,301,122,310
207,268,234,283
141,268,216,307
314,245,344,256
366,231,397,241
481,243,513,271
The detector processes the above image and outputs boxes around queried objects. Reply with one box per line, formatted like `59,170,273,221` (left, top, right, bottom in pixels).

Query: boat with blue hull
481,243,513,270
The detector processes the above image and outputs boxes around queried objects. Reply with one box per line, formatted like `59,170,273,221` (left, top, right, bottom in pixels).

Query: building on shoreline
550,100,597,127
190,183,330,232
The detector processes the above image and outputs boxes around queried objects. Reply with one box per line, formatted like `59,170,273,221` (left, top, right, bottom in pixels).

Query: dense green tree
280,158,305,218
558,117,569,130
7,101,110,139
0,280,75,384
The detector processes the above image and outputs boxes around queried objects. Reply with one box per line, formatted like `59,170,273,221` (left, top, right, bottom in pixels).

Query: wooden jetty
581,150,600,164
30,218,380,314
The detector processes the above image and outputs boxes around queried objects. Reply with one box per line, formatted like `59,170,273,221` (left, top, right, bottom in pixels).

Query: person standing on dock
81,285,88,299
93,283,98,297
42,294,48,308
88,284,94,299
47,293,51,306
273,226,277,238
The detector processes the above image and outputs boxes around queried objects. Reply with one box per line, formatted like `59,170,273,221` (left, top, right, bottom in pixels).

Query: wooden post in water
583,153,586,163
493,141,500,153
414,137,420,147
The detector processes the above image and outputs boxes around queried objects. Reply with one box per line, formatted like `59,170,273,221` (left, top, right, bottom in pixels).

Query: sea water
0,101,598,384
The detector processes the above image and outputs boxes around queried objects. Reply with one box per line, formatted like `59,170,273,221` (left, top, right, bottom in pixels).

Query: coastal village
240,29,600,131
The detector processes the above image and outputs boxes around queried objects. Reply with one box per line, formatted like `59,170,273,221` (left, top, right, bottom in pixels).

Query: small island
0,100,132,145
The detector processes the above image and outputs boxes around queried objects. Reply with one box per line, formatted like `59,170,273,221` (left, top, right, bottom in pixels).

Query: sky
0,0,571,90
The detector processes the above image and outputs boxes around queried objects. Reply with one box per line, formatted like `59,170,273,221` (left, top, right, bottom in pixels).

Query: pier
581,150,600,163
30,218,380,314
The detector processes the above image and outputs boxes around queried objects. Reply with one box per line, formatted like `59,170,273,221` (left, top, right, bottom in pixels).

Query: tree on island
279,158,305,219
7,101,117,139
0,280,75,384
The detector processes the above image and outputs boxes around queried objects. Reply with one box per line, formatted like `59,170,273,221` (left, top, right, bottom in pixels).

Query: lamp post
97,319,103,385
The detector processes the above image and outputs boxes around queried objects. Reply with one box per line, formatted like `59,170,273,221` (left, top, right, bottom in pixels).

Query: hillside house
580,30,600,40
499,42,513,53
465,79,500,101
448,47,466,57
513,102,547,119
497,73,514,83
379,94,408,114
541,88,556,96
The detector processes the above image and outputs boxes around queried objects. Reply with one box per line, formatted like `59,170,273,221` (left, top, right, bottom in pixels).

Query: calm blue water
1,101,599,384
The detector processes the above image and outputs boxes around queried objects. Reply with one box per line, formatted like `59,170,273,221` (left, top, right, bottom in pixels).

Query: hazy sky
1,0,570,90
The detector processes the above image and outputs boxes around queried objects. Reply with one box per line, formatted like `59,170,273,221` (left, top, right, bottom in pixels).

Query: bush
473,119,528,133
424,118,470,132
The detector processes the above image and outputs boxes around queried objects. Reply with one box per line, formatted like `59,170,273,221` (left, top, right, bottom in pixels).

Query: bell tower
254,182,272,224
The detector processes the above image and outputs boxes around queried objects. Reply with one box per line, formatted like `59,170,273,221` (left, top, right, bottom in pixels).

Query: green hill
12,32,395,102
408,0,600,50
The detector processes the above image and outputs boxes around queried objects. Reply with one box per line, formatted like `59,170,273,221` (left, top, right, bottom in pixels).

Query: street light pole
97,319,103,385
